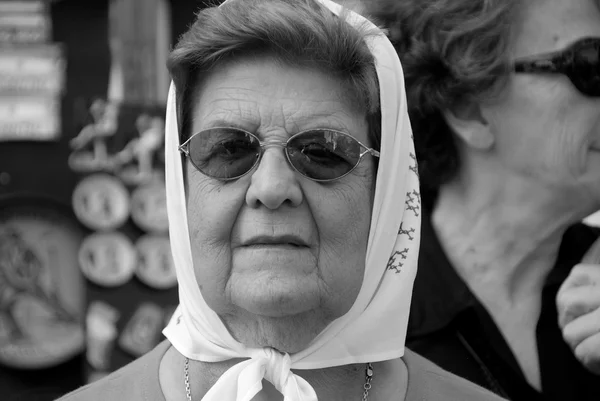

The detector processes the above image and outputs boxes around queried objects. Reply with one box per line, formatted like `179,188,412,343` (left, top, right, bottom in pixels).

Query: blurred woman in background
367,0,600,400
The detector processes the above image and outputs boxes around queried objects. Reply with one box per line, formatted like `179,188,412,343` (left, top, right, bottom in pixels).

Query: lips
241,235,309,247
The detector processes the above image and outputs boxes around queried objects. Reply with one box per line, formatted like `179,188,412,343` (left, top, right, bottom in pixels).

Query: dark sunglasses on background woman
514,37,600,97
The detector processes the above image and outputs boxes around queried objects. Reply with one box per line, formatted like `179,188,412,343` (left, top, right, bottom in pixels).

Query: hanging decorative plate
78,232,137,287
134,235,177,290
130,183,168,233
0,195,85,369
72,174,130,231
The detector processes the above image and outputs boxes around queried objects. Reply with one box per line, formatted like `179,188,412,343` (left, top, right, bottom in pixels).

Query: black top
407,212,600,401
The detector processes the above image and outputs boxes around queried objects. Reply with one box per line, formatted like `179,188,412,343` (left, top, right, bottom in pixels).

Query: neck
432,168,589,301
160,346,407,401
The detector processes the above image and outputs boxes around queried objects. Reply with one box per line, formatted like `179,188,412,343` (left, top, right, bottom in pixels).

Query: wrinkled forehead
189,58,368,127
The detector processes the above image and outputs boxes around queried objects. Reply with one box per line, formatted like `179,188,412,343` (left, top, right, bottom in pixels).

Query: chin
242,291,322,318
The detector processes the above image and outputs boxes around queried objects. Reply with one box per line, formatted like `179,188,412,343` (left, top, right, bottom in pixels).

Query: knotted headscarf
163,0,421,399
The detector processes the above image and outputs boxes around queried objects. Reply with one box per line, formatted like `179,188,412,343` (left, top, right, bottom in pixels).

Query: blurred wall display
108,0,171,104
0,1,51,43
0,195,87,400
0,0,207,208
70,2,176,381
0,0,112,207
0,1,206,398
0,0,65,141
0,96,61,141
0,2,107,399
69,100,177,383
0,45,64,92
0,197,86,369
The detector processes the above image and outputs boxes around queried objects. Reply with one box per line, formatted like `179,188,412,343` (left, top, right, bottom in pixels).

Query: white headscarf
163,0,421,399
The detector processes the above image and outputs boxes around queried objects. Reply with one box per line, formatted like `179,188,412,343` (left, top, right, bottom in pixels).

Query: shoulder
56,341,171,401
404,349,507,401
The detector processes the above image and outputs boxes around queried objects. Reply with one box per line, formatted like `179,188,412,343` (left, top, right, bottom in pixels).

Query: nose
245,147,303,209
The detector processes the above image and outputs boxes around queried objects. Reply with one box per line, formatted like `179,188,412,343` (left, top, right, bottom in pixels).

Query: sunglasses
513,37,600,97
178,127,380,182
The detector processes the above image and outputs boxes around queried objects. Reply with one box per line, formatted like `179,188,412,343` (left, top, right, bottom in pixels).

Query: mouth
241,235,309,248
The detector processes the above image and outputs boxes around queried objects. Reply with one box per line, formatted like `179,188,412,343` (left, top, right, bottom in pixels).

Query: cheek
490,80,593,180
308,179,373,311
185,171,245,310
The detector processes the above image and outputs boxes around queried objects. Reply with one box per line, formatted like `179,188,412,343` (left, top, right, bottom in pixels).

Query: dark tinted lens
187,128,260,179
287,130,362,180
568,40,600,96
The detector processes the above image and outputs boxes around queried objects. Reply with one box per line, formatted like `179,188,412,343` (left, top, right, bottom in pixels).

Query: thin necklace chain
184,357,192,401
362,362,374,401
184,357,374,401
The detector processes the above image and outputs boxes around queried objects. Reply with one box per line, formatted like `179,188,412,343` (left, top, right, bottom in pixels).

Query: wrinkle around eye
187,167,226,197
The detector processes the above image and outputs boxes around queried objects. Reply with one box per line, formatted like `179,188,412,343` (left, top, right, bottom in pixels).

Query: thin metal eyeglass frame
513,37,600,97
178,127,380,182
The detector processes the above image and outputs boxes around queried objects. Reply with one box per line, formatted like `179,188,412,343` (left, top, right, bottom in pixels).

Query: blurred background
0,1,223,399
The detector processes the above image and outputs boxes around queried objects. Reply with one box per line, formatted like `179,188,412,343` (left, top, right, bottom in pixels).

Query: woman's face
185,57,375,353
480,0,600,211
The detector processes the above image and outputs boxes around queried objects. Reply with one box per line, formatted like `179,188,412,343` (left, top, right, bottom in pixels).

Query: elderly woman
56,1,507,400
367,0,600,400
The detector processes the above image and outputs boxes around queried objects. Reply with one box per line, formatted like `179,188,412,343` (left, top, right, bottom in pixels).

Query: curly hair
167,0,381,150
366,0,522,208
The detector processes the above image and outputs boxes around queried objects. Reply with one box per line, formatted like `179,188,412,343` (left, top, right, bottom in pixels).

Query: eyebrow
199,118,258,132
199,116,355,138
